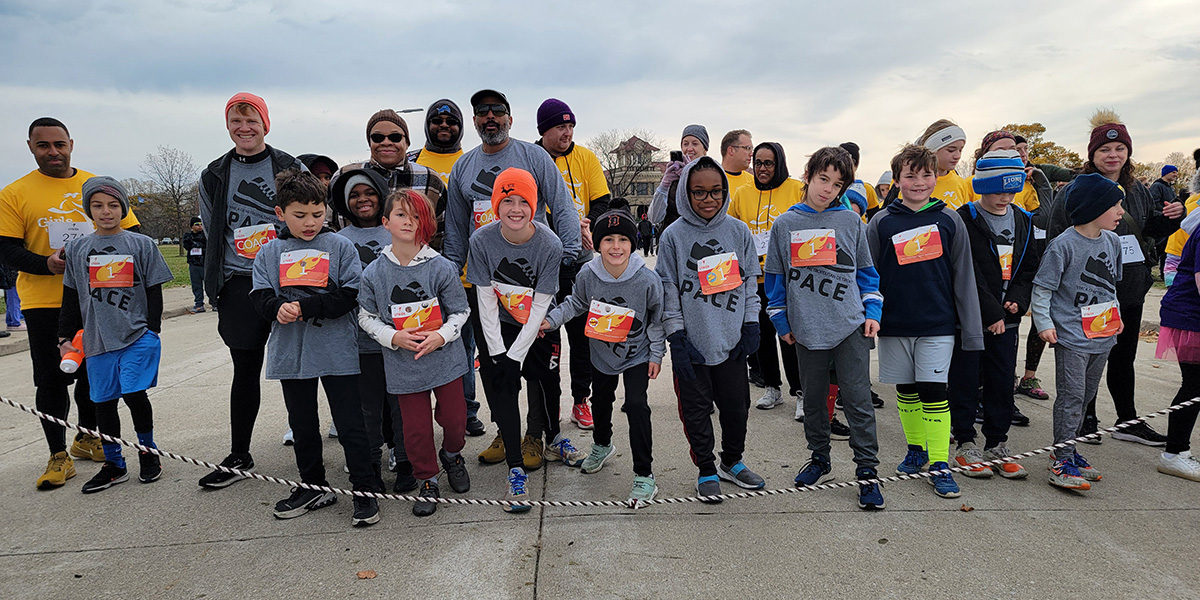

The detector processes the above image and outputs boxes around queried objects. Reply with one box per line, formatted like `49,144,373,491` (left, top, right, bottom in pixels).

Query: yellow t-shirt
966,177,1040,212
552,144,610,221
863,182,880,210
725,170,754,198
0,168,141,309
1165,193,1200,257
728,178,805,282
414,149,464,187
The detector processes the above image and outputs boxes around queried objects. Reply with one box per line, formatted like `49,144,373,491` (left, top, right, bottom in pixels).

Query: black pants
1024,327,1046,373
1086,301,1143,423
280,375,382,491
217,275,271,455
358,353,405,468
754,283,800,393
949,328,1018,447
593,364,653,476
1167,362,1200,454
641,237,653,256
474,318,532,468
95,390,153,450
557,265,592,402
675,357,750,477
25,308,94,454
517,327,562,443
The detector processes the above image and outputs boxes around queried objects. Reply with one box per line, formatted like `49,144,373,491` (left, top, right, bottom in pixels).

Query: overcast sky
1,0,1197,188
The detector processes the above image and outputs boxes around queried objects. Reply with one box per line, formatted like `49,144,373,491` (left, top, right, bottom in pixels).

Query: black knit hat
1067,173,1125,226
592,198,637,248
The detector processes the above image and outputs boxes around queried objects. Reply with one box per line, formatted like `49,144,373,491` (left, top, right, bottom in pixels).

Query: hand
667,331,704,381
540,319,552,331
736,322,761,360
581,219,593,251
58,339,78,358
780,332,796,345
414,332,446,359
661,161,683,187
1116,322,1125,335
987,320,1006,335
47,249,66,275
648,362,661,380
391,327,424,351
1024,165,1035,179
276,302,301,324
1038,328,1057,344
1003,301,1020,314
863,319,880,338
1164,201,1185,220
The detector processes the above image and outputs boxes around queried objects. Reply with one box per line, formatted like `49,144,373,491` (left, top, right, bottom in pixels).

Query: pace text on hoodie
544,252,666,375
866,198,984,351
655,157,760,365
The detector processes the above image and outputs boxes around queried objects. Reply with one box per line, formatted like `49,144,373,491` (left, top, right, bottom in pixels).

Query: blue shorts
87,331,161,403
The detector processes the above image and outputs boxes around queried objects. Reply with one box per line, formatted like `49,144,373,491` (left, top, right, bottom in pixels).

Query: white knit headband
921,125,966,152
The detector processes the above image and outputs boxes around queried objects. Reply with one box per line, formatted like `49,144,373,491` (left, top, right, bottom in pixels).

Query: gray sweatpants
795,328,879,470
1053,345,1109,460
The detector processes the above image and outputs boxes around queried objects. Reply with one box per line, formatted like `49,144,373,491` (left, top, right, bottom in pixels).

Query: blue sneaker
1071,452,1102,482
856,467,885,510
717,461,765,489
503,467,531,513
896,444,929,476
696,475,723,504
794,454,834,487
927,461,962,498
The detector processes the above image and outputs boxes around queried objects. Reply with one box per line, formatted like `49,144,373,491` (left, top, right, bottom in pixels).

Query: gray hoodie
654,157,760,365
545,252,665,375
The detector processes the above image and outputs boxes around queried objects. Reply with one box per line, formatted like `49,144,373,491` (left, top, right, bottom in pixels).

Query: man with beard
409,99,465,187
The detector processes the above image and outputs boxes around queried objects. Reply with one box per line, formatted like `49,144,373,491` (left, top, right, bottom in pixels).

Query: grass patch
159,245,192,289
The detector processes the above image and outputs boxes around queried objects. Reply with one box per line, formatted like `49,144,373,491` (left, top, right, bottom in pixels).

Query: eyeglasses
474,104,508,117
431,117,459,126
753,159,775,168
688,188,726,201
370,132,406,144
735,145,753,152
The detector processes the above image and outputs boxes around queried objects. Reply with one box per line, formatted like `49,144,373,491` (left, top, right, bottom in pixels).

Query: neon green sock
896,391,925,448
922,398,951,464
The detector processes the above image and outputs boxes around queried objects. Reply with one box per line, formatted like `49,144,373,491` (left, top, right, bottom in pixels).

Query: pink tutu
1156,326,1200,364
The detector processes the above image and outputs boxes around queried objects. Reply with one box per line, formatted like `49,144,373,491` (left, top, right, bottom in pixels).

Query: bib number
493,281,534,324
189,247,203,257
234,224,277,259
1081,301,1121,339
752,231,770,257
89,254,134,288
697,252,742,295
48,221,92,250
473,201,495,230
279,249,330,287
391,298,443,333
791,229,837,267
891,224,943,265
997,244,1013,281
1119,234,1145,264
585,300,635,343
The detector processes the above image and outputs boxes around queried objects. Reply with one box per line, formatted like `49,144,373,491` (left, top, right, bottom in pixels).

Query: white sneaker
328,422,338,438
794,396,805,422
282,428,294,446
756,387,784,410
1158,451,1200,482
388,447,398,472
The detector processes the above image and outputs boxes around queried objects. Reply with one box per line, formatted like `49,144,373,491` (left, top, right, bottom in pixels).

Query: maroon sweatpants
397,377,468,481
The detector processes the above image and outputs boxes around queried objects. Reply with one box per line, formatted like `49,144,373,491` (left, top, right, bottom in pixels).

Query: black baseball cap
470,89,510,111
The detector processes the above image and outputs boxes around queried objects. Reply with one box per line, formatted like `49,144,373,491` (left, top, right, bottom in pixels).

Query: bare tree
141,146,198,254
586,128,666,197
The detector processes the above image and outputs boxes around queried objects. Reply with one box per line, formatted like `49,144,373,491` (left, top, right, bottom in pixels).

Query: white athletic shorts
877,335,954,384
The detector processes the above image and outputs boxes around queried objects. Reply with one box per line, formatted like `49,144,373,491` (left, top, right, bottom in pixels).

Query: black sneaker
138,451,162,483
198,452,253,488
830,416,851,441
1011,404,1030,427
748,369,767,389
352,496,380,527
273,487,337,519
871,390,884,409
393,460,418,493
465,416,486,437
834,393,844,410
1078,415,1103,445
81,462,129,494
439,449,471,493
412,480,439,517
1112,421,1168,446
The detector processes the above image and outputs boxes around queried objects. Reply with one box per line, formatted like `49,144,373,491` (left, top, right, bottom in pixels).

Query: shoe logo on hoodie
234,177,277,215
356,240,383,267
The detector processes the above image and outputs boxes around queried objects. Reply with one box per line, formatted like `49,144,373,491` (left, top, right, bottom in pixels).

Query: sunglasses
369,132,406,144
473,104,508,117
431,117,460,126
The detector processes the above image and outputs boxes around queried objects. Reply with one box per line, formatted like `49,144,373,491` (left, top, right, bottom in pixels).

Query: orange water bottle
60,330,84,373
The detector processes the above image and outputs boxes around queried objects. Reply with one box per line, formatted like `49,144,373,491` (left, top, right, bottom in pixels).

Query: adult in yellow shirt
728,142,803,409
720,129,755,195
409,98,466,187
0,117,140,489
965,130,1052,216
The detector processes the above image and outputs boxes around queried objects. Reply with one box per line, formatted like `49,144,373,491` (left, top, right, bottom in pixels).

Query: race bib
234,224,277,259
89,255,134,288
1119,234,1145,264
697,252,742,295
473,200,496,230
791,229,837,267
189,247,203,256
891,224,943,265
48,221,93,250
494,281,534,324
585,300,635,343
279,249,330,287
390,298,443,333
1033,227,1046,240
1081,301,1121,339
997,244,1014,281
753,231,771,257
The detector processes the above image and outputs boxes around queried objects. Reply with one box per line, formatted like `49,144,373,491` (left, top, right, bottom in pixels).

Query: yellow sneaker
521,435,544,471
478,433,506,464
36,451,76,489
70,434,106,462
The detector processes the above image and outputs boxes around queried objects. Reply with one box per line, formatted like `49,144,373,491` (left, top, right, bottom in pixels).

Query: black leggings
1024,327,1046,373
1086,302,1144,423
95,391,154,442
25,307,95,453
229,347,264,454
1166,362,1200,454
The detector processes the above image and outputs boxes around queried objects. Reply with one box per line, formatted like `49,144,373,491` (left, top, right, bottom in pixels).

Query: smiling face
274,201,325,241
369,121,408,168
89,193,124,233
227,106,266,155
28,125,73,178
804,165,846,211
348,183,379,225
681,135,705,162
935,140,965,174
542,122,574,155
753,146,776,185
383,200,419,245
498,195,533,232
599,234,632,269
898,163,938,204
473,96,512,147
428,114,461,145
687,168,725,220
1093,142,1129,179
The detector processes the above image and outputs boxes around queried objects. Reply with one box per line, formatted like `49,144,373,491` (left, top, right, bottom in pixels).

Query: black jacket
957,203,1042,327
181,230,206,267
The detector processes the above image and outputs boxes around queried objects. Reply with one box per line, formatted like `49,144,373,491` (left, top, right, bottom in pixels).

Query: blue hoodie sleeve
856,265,883,322
765,273,791,336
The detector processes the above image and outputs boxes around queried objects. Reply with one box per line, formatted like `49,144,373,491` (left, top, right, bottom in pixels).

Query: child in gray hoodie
655,156,765,502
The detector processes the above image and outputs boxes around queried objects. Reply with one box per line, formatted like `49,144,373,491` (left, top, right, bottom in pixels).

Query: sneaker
504,467,531,513
794,397,805,422
393,460,418,493
982,446,1028,479
478,433,506,464
856,467,885,510
1078,415,1103,445
871,390,884,409
388,447,397,472
1015,376,1049,400
81,462,129,494
794,454,834,487
1071,452,1102,481
1011,404,1030,427
717,461,765,489
327,422,338,438
37,451,77,489
629,474,659,506
7,322,27,332
571,402,594,430
546,436,587,467
755,387,784,410
1048,458,1090,490
927,462,962,498
413,480,439,517
1158,451,1200,482
282,428,294,446
274,487,337,519
896,444,929,476
521,435,544,471
748,369,767,389
696,475,723,504
829,416,851,441
352,496,380,526
465,416,486,437
439,449,471,493
580,442,616,474
187,305,206,314
0,329,8,338
1111,421,1168,447
138,451,162,483
953,442,993,479
198,452,253,488
69,434,105,462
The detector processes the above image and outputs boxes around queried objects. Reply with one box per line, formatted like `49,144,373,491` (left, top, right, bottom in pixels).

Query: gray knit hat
81,176,130,220
682,124,709,150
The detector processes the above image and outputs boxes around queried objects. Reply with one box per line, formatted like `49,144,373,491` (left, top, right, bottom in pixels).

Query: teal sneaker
580,443,616,474
628,474,658,506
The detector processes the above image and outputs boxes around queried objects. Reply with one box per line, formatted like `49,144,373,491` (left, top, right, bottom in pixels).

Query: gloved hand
660,161,684,188
667,331,705,381
732,322,761,361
